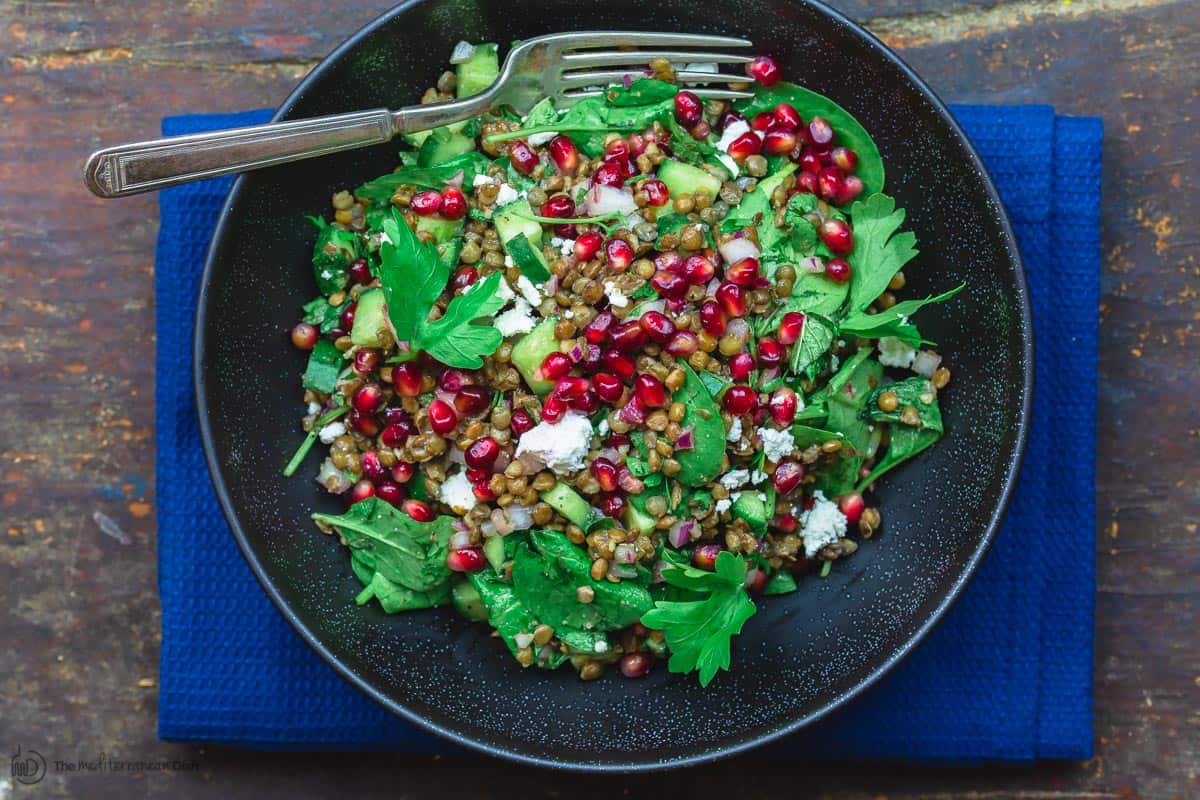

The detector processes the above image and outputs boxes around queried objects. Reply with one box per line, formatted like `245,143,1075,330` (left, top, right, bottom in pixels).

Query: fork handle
83,108,397,198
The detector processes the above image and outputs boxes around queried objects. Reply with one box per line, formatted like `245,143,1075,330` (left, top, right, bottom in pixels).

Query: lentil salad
284,44,960,686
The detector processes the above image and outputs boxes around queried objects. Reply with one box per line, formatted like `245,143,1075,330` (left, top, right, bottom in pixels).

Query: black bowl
196,0,1031,771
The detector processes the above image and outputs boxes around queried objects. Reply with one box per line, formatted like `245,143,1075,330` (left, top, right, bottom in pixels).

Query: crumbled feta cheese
438,470,477,514
563,309,574,319
317,421,346,444
495,299,537,336
503,253,514,269
516,275,543,306
717,119,751,153
596,418,610,437
514,631,534,649
593,639,608,653
757,427,796,463
878,336,916,369
830,353,840,371
715,498,732,514
684,61,718,74
473,173,497,188
603,281,629,308
750,469,768,485
715,152,740,178
726,416,743,442
550,236,576,257
515,411,594,475
800,490,848,556
494,276,515,304
495,183,521,206
307,402,322,416
719,469,750,491
758,492,767,503
528,130,557,146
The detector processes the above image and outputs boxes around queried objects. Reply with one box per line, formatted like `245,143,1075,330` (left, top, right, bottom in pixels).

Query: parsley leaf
839,285,964,346
355,152,493,203
845,193,919,313
379,208,449,347
421,272,507,369
640,551,757,687
789,313,836,377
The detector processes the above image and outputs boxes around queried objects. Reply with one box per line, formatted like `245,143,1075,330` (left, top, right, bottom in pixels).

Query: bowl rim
194,0,1033,772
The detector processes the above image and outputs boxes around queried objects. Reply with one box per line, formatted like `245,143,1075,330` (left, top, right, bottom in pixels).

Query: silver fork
83,31,752,198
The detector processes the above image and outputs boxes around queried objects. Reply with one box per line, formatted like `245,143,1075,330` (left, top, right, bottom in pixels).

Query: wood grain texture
0,0,1196,797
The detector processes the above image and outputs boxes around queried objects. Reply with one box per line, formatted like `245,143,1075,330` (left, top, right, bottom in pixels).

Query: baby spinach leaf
845,193,919,313
790,424,846,450
421,272,507,368
355,570,450,613
864,377,944,433
606,78,679,106
670,364,727,487
312,498,453,593
302,295,350,334
354,152,492,203
736,82,885,197
763,570,798,596
521,96,559,127
857,424,941,493
469,571,565,668
301,339,343,394
839,285,964,346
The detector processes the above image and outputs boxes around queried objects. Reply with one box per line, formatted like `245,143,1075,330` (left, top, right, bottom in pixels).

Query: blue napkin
157,105,1099,761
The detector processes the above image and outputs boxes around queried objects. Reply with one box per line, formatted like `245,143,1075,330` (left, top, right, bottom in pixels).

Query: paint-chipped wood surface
1,0,1196,797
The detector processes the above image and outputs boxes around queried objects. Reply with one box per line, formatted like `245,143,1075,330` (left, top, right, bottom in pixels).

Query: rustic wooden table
2,1,1196,797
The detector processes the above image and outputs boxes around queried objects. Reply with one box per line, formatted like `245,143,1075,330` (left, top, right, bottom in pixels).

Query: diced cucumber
510,317,559,395
417,126,476,167
415,215,465,269
456,42,499,98
622,501,657,536
541,481,592,529
658,159,722,201
483,535,506,573
494,199,543,244
301,339,342,393
402,119,471,149
451,579,489,622
350,288,388,347
731,491,768,535
502,232,551,282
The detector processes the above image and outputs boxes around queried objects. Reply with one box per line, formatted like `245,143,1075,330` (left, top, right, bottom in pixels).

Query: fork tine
561,50,752,70
559,70,753,90
560,87,752,102
558,32,752,51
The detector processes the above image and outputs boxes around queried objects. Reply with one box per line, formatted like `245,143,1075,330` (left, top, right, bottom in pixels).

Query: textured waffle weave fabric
156,106,1100,760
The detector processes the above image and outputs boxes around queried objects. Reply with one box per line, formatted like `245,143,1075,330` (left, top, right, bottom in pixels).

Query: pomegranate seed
602,349,636,379
510,408,535,435
291,322,318,350
825,257,853,284
608,320,647,352
427,399,458,435
391,362,422,397
352,384,384,414
508,140,539,175
817,166,845,202
349,409,380,436
650,269,688,299
774,103,803,130
549,136,579,173
584,310,614,344
455,385,491,416
726,131,762,163
599,493,627,517
348,258,372,286
350,480,376,504
769,387,798,425
718,109,746,133
383,406,415,429
634,374,668,408
464,436,500,469
673,90,703,127
352,348,380,376
376,481,404,507
339,302,357,331
798,150,823,174
553,376,590,400
593,372,624,402
466,467,490,484
639,310,676,343
410,190,442,216
391,462,414,483
538,352,572,382
729,352,755,381
360,450,386,482
447,547,486,572
773,461,805,493
381,422,412,448
683,254,715,285
838,492,866,525
439,187,467,220
773,513,798,533
778,311,805,345
572,389,599,413
715,282,747,317
574,231,603,261
751,111,774,132
452,266,479,291
820,219,854,255
723,385,758,415
595,455,624,494
542,394,567,423
557,223,579,238
605,238,634,271
692,543,722,570
836,175,864,205
666,331,699,357
540,194,575,218
831,146,858,173
699,300,727,336
592,162,624,187
656,250,684,274
473,480,497,502
794,170,818,194
438,369,468,392
725,257,760,287
620,395,647,425
619,652,653,678
747,55,781,87
689,120,712,140
757,337,784,367
744,567,768,594
642,178,670,206
808,116,834,146
762,128,798,156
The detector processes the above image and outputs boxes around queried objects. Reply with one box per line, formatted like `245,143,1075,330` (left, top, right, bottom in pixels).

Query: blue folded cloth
157,105,1100,760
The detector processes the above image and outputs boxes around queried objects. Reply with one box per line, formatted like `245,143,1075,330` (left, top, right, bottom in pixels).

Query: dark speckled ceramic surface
195,0,1031,771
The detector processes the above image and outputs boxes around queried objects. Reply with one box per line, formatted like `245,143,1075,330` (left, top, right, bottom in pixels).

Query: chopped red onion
449,530,473,550
913,350,943,378
445,169,464,190
505,504,534,531
569,343,584,362
317,458,352,494
726,318,750,340
622,73,633,88
799,256,826,274
651,560,668,584
667,519,696,548
674,426,695,451
449,41,476,64
597,447,621,463
614,543,638,565
609,562,638,579
718,236,760,266
617,468,645,494
581,184,638,216
492,450,511,472
544,275,559,295
618,398,646,424
517,450,546,473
